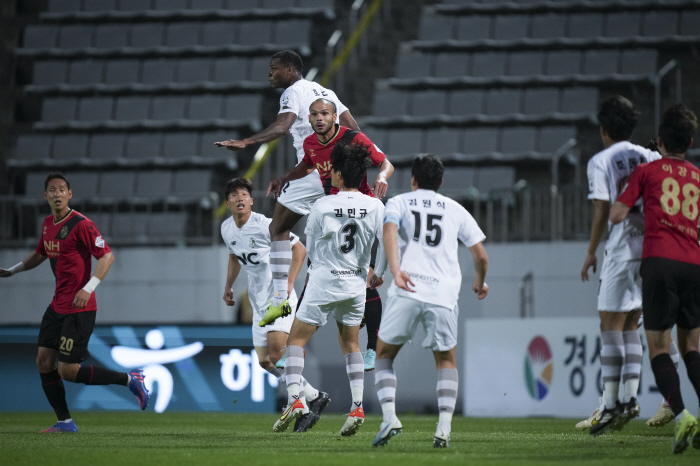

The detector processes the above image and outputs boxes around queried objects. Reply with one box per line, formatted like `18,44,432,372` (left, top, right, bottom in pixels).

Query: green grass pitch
1,412,697,466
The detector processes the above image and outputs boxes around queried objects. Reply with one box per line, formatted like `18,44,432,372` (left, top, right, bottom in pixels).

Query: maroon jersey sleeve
301,134,315,167
76,220,111,259
355,132,386,167
617,164,645,207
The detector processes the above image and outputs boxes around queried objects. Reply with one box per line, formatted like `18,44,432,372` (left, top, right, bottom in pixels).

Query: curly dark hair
271,50,303,73
44,172,70,191
411,154,444,191
658,104,698,154
224,178,253,199
329,140,372,189
597,95,640,141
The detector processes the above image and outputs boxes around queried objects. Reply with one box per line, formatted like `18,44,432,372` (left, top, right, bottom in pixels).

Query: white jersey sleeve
587,156,609,201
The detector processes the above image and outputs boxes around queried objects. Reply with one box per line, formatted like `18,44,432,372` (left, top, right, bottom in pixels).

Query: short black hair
44,172,70,191
224,178,253,199
271,50,303,74
412,154,444,191
330,140,372,189
658,104,698,154
597,95,640,141
310,97,337,114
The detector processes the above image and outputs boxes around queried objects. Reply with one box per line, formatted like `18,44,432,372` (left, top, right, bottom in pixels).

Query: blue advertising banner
0,326,278,413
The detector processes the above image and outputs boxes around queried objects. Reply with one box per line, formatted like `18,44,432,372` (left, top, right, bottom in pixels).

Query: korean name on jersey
384,190,486,310
221,212,299,314
304,192,384,296
278,79,348,162
587,141,661,261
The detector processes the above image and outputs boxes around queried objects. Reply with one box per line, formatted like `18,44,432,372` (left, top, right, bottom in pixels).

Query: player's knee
258,359,274,371
268,352,281,365
36,355,52,372
57,363,79,382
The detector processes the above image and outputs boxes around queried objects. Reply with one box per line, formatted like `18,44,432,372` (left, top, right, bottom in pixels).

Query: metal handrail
655,59,681,131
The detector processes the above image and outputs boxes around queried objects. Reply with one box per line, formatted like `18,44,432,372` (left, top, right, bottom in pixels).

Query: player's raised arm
224,254,241,306
215,112,297,151
339,109,360,132
581,199,610,282
468,242,489,300
72,252,113,310
373,158,394,199
0,251,47,278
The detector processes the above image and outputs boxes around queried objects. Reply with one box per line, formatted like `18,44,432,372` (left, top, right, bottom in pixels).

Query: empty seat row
369,165,517,195
40,94,262,123
23,19,311,50
396,48,657,78
363,125,576,156
25,170,213,200
373,87,598,117
32,56,271,86
15,130,238,163
419,10,700,41
46,0,332,13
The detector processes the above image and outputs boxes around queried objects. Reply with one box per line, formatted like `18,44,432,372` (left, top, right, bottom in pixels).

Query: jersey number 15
411,211,442,247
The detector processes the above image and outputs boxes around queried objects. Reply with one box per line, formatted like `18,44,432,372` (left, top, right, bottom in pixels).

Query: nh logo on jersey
316,161,332,174
235,252,259,265
44,240,60,252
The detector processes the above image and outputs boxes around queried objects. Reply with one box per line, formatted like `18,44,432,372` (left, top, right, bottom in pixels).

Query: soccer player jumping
0,173,149,433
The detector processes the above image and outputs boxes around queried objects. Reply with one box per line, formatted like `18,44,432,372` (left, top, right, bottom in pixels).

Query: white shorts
295,280,365,327
597,255,642,312
379,295,458,352
251,289,298,347
277,171,324,216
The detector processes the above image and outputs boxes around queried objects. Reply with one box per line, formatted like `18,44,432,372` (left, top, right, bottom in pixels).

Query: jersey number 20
411,211,442,246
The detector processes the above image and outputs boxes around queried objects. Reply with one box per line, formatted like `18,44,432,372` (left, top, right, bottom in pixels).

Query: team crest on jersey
249,238,256,248
59,225,69,239
231,240,236,245
95,236,105,248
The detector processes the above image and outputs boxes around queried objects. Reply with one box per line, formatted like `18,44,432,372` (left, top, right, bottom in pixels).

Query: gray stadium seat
448,89,483,116
15,134,53,161
248,57,271,81
238,21,273,46
434,52,468,77
115,96,150,121
681,11,700,36
263,0,290,8
78,97,114,121
620,49,657,75
23,25,59,49
411,90,447,116
65,172,99,202
568,13,603,38
189,95,224,120
509,51,544,76
523,88,558,115
155,0,188,10
166,22,201,47
297,0,333,6
583,50,619,75
224,94,263,119
485,89,521,115
129,23,165,48
142,59,177,84
360,128,385,150
494,15,528,41
135,170,173,197
177,59,212,83
228,0,260,8
500,126,537,153
85,213,111,237
100,172,136,198
162,133,198,159
202,22,237,46
173,170,213,196
476,167,516,192
425,127,461,154
111,213,149,239
26,173,49,199
442,167,476,193
214,57,248,82
462,127,498,154
126,133,162,159
47,0,80,13
561,87,598,113
545,51,581,75
472,52,507,77
199,130,236,158
42,97,78,122
456,15,491,41
149,212,187,239
538,126,576,153
95,24,129,48
119,0,150,9
197,0,227,8
89,134,126,160
151,96,187,120
605,12,641,37
530,13,566,39
83,0,117,11
69,59,105,85
52,134,88,160
58,25,94,49
386,129,423,155
275,20,312,44
419,15,455,41
33,60,68,85
395,51,432,78
642,11,679,36
372,90,409,117
105,59,140,84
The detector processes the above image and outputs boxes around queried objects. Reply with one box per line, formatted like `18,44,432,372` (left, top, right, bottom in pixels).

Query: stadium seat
69,59,106,85
105,59,140,84
228,0,261,10
111,212,149,239
605,12,641,37
545,50,581,75
177,59,212,83
52,134,88,160
173,170,213,196
263,0,291,8
15,134,52,161
126,133,162,159
47,0,80,13
275,20,311,44
620,49,657,75
149,212,187,239
166,22,201,47
425,127,461,154
213,57,248,82
100,172,136,198
151,96,188,120
442,167,476,192
361,127,386,149
561,88,598,114
25,173,49,199
89,134,126,160
83,0,117,12
411,90,446,116
583,50,619,75
523,88,559,115
681,10,700,36
456,15,491,41
508,51,544,76
538,126,576,153
248,57,271,81
33,60,69,85
476,166,516,192
86,213,111,237
485,89,521,115
386,129,423,156
65,172,99,202
189,95,224,120
500,126,537,153
95,24,129,48
372,90,409,117
494,15,528,41
115,96,150,121
135,170,173,197
130,23,166,48
155,0,187,10
395,51,432,78
142,59,178,84
643,11,679,36
199,130,235,158
202,22,236,46
462,127,498,154
224,94,263,120
568,13,604,38
434,52,468,77
238,21,273,46
163,133,198,159
78,97,114,121
58,25,94,49
449,90,483,116
530,13,566,39
419,15,454,41
298,0,333,7
42,97,78,122
196,0,227,8
119,0,149,10
472,52,507,77
23,25,59,49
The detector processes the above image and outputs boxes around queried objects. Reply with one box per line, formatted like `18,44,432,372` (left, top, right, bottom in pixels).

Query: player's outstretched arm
383,222,415,292
72,252,114,309
469,242,489,300
215,112,297,151
339,110,360,131
0,251,46,278
288,241,306,295
581,199,609,282
267,161,315,198
373,158,394,199
224,254,242,306
610,201,631,225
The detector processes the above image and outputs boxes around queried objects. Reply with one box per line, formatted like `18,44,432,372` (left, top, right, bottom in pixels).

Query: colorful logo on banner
524,336,553,401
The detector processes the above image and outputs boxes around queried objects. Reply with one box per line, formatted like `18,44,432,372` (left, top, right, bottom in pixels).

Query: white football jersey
278,79,348,163
587,141,661,261
304,191,384,296
384,189,486,309
221,212,299,314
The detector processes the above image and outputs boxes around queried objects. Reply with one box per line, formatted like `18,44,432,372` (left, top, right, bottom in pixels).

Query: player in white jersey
372,154,489,449
217,50,366,326
579,96,662,435
273,141,386,437
220,178,330,432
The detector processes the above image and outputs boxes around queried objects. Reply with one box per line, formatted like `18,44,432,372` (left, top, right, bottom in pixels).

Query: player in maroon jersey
0,173,150,432
611,105,700,454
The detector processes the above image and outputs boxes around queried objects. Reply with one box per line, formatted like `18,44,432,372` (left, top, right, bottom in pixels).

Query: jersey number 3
411,211,442,246
339,223,358,254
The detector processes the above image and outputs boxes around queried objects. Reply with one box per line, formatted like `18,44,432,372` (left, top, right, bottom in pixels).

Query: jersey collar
316,124,342,146
53,208,74,226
